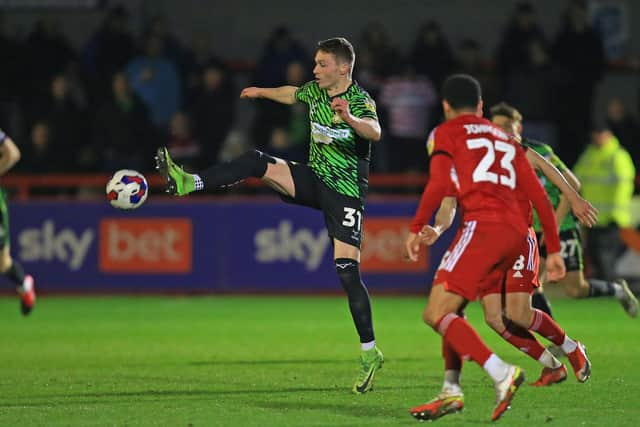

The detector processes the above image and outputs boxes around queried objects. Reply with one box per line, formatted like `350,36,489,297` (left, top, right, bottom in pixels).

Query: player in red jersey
406,89,593,421
403,74,579,422
409,179,591,420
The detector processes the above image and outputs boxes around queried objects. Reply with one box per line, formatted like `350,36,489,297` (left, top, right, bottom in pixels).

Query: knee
565,285,584,299
335,259,362,291
484,312,505,333
239,150,276,177
504,305,533,328
423,308,441,328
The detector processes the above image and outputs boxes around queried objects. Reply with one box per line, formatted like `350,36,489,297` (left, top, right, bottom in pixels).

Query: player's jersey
522,138,578,232
429,114,529,232
295,80,378,199
516,185,534,227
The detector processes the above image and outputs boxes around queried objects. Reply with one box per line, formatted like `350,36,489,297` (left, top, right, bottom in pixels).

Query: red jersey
411,114,561,253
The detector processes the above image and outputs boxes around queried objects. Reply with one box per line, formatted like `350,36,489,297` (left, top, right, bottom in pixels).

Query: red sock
500,327,545,360
442,337,462,371
528,309,566,345
435,313,492,366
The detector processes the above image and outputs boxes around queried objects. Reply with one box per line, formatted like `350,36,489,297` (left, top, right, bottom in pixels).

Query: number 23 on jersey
466,138,516,189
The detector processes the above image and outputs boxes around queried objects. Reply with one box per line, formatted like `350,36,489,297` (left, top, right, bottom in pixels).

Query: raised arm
526,148,597,227
240,86,298,105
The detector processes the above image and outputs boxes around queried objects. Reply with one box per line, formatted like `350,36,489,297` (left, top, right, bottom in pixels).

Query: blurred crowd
0,0,638,177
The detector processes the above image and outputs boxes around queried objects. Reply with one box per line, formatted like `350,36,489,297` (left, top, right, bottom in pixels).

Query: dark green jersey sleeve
295,81,317,104
349,92,378,120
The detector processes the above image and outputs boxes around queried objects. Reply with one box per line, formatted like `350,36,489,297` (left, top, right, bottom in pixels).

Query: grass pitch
0,295,638,426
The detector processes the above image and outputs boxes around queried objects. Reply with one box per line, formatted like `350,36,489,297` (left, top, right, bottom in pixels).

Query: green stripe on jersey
522,138,578,232
295,80,378,199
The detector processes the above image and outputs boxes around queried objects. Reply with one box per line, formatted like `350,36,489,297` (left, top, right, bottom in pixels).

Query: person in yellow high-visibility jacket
574,128,636,283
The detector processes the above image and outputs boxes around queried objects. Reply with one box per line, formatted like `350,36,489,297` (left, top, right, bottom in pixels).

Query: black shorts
536,228,583,272
280,162,365,248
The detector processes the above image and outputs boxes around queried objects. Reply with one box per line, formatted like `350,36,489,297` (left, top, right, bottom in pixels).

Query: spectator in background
145,15,191,87
574,128,635,281
251,60,309,152
552,0,605,167
22,18,76,101
183,32,224,104
166,111,201,171
502,37,555,143
454,39,499,111
17,121,58,173
356,22,401,96
82,5,135,100
261,61,309,164
190,62,235,164
92,72,155,172
251,27,307,151
275,61,309,162
410,20,455,91
125,35,181,129
495,2,547,94
0,13,23,130
379,61,437,172
253,26,307,87
606,97,639,168
62,61,89,112
25,74,87,169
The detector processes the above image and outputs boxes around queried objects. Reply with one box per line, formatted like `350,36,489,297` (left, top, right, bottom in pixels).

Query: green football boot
155,147,195,196
353,346,384,394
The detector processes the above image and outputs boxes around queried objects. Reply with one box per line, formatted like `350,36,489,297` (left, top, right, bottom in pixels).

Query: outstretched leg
422,284,525,422
505,292,591,383
481,293,566,386
155,147,295,196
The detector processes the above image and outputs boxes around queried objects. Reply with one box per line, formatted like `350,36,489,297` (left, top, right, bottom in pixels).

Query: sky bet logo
99,218,192,273
253,218,428,273
18,220,94,271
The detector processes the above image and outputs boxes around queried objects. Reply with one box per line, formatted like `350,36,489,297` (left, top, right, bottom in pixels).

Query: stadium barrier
7,198,459,293
1,173,431,199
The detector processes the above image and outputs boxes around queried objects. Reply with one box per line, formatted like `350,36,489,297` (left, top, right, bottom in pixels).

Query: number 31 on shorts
342,207,362,231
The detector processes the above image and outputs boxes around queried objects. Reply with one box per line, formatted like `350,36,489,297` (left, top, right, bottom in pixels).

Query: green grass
0,295,638,426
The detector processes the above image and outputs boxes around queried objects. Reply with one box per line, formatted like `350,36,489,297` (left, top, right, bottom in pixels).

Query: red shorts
433,221,526,301
483,227,541,296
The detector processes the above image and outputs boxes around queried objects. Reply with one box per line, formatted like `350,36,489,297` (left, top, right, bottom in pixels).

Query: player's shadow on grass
16,384,428,404
249,400,489,425
189,356,425,366
254,400,411,423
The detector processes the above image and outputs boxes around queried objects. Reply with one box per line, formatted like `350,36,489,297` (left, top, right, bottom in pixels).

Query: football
106,169,148,210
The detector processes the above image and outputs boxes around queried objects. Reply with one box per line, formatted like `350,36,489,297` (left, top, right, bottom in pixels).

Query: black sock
199,150,275,189
532,292,553,318
4,260,25,286
588,279,616,297
335,258,375,343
